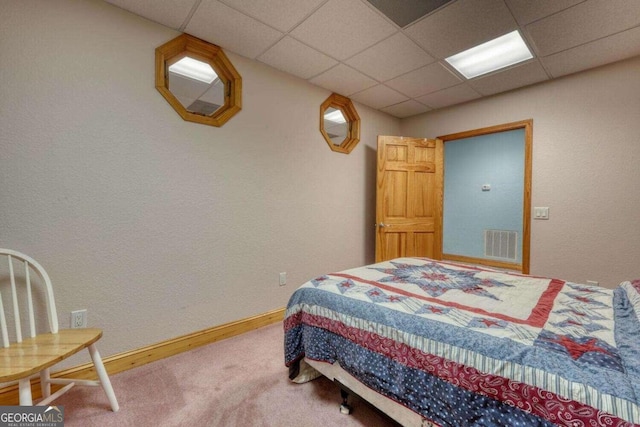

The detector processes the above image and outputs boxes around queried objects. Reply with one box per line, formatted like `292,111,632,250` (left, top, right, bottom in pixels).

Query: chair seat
0,329,103,383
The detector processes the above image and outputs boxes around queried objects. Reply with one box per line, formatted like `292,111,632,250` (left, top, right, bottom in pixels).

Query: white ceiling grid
103,0,640,118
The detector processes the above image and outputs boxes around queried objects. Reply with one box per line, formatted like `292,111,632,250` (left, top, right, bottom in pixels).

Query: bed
284,257,640,426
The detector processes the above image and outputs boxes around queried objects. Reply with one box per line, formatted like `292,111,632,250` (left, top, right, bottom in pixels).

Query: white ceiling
104,0,640,118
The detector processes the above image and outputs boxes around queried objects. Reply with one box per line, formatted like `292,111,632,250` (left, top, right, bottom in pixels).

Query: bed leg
339,388,352,415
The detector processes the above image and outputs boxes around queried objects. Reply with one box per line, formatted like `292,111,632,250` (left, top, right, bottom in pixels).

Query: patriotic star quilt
284,258,640,426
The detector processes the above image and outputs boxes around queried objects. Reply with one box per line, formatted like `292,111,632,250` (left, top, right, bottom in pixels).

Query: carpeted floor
56,323,400,426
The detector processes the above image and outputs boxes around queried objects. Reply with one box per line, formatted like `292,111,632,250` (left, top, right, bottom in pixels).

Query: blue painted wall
443,129,524,262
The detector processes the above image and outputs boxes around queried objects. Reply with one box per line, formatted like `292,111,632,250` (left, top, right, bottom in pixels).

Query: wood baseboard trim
0,307,286,405
442,253,522,272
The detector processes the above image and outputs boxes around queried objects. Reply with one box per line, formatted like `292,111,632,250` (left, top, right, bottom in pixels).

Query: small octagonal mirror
323,107,349,146
320,94,360,154
168,56,225,116
156,34,242,127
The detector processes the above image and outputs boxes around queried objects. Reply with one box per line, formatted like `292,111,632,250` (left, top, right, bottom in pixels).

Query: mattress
284,257,640,426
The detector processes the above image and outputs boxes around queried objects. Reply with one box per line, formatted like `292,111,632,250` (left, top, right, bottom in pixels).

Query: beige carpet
56,323,400,426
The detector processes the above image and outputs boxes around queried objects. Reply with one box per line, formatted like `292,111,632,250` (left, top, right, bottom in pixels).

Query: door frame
437,119,532,274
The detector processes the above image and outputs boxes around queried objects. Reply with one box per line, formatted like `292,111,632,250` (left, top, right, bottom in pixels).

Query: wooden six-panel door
375,136,443,262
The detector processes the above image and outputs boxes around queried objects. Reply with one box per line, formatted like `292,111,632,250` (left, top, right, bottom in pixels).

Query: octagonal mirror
320,93,360,154
323,107,348,146
156,34,242,127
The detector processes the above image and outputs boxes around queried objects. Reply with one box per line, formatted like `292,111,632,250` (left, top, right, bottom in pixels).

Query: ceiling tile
105,0,640,116
386,62,461,97
416,84,481,109
290,0,396,60
366,0,454,28
103,0,197,29
350,85,409,109
219,0,325,32
258,37,338,80
381,100,431,118
525,0,640,56
185,0,283,59
309,64,378,96
541,25,640,78
504,0,584,26
468,60,549,96
346,33,435,82
404,0,518,58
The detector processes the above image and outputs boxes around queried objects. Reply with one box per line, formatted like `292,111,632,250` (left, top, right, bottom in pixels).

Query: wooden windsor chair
0,249,118,411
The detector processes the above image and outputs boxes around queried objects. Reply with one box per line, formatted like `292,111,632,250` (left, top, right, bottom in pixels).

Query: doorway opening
438,120,532,273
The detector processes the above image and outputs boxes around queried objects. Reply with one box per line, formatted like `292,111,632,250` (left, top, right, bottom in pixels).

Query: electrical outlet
71,309,87,328
279,272,287,286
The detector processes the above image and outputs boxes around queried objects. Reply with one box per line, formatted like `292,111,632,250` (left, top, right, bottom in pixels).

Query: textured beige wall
3,0,638,368
0,0,400,362
401,56,640,288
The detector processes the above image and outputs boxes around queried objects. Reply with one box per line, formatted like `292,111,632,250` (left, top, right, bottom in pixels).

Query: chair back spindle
0,285,8,348
25,262,36,339
8,255,23,343
0,250,59,348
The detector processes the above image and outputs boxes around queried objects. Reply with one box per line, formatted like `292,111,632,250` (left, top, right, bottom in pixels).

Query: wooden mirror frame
155,34,242,127
320,93,361,154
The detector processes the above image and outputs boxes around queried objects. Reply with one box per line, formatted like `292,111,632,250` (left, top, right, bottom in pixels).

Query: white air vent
484,230,517,260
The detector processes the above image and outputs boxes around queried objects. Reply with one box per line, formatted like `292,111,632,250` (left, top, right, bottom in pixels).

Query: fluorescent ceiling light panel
324,109,346,124
169,57,218,84
445,30,533,79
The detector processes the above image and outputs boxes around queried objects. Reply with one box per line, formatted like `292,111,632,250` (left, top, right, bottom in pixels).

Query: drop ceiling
104,0,640,118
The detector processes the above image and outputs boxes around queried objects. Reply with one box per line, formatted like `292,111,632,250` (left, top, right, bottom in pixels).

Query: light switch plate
534,207,549,220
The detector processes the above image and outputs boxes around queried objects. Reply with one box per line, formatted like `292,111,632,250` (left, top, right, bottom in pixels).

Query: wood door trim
438,119,532,274
434,138,444,259
438,120,532,141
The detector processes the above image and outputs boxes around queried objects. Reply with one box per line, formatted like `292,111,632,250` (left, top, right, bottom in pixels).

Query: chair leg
88,343,119,412
40,368,51,399
18,378,33,405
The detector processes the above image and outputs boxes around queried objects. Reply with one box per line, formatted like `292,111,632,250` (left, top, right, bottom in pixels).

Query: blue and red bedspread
284,257,640,426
